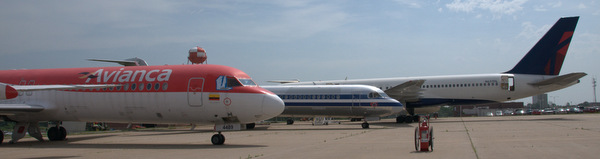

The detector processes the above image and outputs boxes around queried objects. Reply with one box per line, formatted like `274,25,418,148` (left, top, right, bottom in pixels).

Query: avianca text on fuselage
82,68,172,83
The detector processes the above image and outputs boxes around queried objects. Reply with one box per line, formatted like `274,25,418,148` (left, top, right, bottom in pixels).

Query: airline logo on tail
506,16,579,76
547,31,574,75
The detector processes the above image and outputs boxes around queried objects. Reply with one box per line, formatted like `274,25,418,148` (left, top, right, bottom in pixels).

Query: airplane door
501,75,515,91
351,90,364,116
188,78,205,107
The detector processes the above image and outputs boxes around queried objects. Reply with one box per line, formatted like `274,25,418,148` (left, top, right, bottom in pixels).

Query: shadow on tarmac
431,116,580,124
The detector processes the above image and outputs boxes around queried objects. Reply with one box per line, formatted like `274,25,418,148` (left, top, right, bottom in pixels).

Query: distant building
533,94,549,109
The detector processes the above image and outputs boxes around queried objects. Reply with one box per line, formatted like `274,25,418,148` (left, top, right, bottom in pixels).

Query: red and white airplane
0,64,285,145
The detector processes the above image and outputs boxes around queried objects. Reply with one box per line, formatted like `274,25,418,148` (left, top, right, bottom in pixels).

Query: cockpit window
238,79,257,86
368,92,383,99
227,77,242,87
216,75,243,90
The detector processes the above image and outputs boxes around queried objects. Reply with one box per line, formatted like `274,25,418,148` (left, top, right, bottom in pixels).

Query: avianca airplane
0,64,285,145
262,85,403,128
285,16,586,123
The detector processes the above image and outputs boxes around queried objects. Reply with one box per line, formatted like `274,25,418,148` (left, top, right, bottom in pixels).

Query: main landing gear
0,121,67,144
396,115,420,123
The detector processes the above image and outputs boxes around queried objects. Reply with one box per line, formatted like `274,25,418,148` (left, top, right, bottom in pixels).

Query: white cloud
445,0,528,18
533,5,547,11
578,3,587,9
393,0,423,8
517,21,551,39
550,1,562,8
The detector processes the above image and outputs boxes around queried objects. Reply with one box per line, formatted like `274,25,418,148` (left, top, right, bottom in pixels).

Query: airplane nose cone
262,94,285,119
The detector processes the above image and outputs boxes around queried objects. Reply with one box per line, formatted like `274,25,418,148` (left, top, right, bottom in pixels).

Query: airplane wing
383,79,425,102
11,84,121,91
529,72,587,86
1,83,120,112
0,104,45,113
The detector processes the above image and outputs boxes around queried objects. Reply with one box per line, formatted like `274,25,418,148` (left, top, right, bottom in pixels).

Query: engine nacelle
0,84,18,100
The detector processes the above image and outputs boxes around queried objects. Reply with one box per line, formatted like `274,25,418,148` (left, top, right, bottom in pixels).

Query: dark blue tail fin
505,16,579,75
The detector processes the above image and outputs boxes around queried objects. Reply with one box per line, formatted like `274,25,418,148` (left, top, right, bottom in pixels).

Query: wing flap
529,72,587,86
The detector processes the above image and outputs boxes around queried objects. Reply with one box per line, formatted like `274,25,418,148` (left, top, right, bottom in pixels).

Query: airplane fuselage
289,73,580,114
0,65,284,125
263,85,403,118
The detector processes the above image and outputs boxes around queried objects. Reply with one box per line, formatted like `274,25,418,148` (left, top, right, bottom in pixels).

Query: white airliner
0,64,285,145
284,16,585,123
262,85,403,128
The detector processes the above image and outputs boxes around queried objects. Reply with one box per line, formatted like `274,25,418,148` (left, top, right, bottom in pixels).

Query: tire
414,127,419,151
396,116,405,123
59,127,67,140
361,123,369,129
211,134,225,145
405,116,413,123
48,127,58,141
429,127,434,151
246,123,255,129
286,119,294,125
0,130,4,144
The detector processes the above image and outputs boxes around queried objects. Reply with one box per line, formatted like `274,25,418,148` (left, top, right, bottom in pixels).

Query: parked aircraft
262,85,403,128
283,16,585,123
0,64,285,145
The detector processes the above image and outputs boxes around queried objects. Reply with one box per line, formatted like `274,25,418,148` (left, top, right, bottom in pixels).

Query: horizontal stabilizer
88,57,148,66
268,79,300,84
529,72,587,86
0,104,44,112
384,79,425,102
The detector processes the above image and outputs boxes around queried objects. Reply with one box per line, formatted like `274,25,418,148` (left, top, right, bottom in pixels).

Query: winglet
506,16,579,75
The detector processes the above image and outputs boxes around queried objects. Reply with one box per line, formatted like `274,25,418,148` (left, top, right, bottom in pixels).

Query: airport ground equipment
414,116,433,152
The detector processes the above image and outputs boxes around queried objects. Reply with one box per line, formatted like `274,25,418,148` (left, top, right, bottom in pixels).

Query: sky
0,0,598,105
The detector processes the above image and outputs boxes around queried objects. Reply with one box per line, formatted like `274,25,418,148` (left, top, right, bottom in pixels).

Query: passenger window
162,83,168,91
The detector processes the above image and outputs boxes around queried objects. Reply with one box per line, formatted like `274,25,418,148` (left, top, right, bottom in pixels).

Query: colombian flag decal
209,94,220,101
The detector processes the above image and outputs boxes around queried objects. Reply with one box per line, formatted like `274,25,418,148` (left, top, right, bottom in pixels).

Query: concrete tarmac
2,114,600,159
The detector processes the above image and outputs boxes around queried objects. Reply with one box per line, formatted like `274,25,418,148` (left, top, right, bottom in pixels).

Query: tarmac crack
461,117,480,159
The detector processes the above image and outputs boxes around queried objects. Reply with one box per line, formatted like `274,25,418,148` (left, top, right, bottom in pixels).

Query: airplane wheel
47,126,67,141
59,127,67,140
211,134,225,145
47,127,59,141
361,123,369,129
246,123,255,130
0,129,4,144
429,127,434,151
286,119,294,125
413,115,420,122
414,127,419,151
405,116,413,123
396,116,405,123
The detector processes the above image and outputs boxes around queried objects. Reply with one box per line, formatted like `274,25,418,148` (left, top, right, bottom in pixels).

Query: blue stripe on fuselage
285,102,403,107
